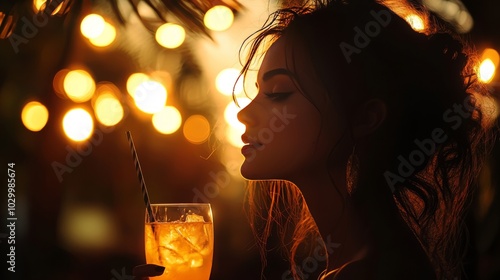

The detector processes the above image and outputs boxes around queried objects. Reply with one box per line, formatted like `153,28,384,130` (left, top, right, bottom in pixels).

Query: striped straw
126,131,155,223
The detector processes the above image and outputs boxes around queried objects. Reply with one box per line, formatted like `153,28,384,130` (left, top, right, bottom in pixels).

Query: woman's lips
241,144,255,156
240,135,263,156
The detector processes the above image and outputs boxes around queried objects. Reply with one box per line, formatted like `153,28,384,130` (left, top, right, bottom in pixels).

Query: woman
236,0,496,279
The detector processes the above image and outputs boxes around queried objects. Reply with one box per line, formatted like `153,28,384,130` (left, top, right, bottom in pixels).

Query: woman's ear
351,98,387,139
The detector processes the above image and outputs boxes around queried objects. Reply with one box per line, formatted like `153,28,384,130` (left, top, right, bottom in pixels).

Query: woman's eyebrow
262,68,296,81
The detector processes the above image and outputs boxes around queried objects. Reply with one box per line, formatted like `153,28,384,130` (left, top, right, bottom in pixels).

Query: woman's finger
132,264,165,277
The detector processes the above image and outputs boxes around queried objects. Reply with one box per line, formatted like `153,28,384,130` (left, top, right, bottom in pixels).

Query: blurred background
0,0,499,279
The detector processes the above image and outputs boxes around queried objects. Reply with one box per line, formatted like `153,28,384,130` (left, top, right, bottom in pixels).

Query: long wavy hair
239,0,497,279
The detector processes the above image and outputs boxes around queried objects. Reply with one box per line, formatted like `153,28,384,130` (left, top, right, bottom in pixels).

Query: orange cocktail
145,203,213,280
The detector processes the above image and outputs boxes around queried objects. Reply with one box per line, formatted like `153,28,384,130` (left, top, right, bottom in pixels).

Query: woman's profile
236,0,497,279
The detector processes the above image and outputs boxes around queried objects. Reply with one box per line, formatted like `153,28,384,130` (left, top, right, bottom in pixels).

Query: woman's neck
290,166,373,271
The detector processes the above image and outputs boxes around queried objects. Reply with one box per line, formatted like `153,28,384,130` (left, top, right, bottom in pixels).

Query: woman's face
238,35,344,181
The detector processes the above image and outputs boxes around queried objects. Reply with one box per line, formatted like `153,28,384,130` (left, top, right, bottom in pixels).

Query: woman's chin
240,163,270,180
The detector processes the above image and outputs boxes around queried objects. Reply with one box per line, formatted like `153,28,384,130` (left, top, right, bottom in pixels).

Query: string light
89,22,116,47
63,69,96,103
94,93,124,126
80,14,106,39
21,101,49,132
216,68,243,96
62,108,94,142
134,80,167,114
204,5,234,31
127,73,150,97
155,23,185,49
224,99,250,147
224,98,249,129
422,0,473,33
152,106,182,134
225,125,245,147
478,48,499,84
183,115,210,144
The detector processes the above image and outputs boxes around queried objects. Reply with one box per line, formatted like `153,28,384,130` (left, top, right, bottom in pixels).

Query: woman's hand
132,264,165,279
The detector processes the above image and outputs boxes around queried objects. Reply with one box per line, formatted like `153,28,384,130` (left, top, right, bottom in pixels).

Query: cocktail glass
144,203,213,280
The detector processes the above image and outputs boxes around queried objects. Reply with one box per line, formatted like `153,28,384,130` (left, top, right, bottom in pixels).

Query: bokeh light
134,80,167,114
226,125,245,147
127,73,150,97
80,14,105,39
89,21,116,47
155,23,185,49
183,115,210,144
94,93,124,126
21,101,49,132
150,71,173,92
482,48,500,66
478,59,496,83
152,106,182,134
53,68,70,98
204,5,234,31
478,48,499,83
63,69,96,103
59,205,117,251
216,68,243,96
62,108,94,142
405,14,425,32
224,98,250,129
422,0,473,33
224,98,250,147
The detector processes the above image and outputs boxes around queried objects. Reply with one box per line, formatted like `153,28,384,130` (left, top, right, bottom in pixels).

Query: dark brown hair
239,0,497,279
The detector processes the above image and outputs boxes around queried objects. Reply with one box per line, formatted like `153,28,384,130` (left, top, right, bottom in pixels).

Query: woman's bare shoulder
330,255,437,280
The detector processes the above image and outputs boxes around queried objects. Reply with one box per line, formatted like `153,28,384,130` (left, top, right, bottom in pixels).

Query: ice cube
188,253,204,268
185,213,205,222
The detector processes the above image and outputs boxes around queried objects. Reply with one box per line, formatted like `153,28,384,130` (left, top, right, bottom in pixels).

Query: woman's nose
237,100,256,127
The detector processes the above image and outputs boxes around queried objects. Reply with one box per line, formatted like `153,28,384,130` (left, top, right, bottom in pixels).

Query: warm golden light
204,5,234,31
0,12,15,39
94,93,124,126
62,108,94,142
59,206,117,251
224,98,250,129
63,69,96,103
53,68,69,98
81,14,106,39
152,106,182,134
216,68,243,96
21,101,49,132
33,0,62,15
134,80,167,114
481,48,500,67
478,59,496,83
405,14,425,32
155,23,185,49
183,115,210,144
89,22,116,47
226,125,245,147
127,73,150,97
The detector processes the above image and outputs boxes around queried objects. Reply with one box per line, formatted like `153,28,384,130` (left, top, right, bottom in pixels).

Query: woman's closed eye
264,91,293,102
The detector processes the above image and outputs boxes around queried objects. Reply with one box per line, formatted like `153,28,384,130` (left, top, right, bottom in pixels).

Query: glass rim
149,203,211,207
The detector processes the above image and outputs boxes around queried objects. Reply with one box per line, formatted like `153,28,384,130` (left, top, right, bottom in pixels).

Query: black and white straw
126,131,155,222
